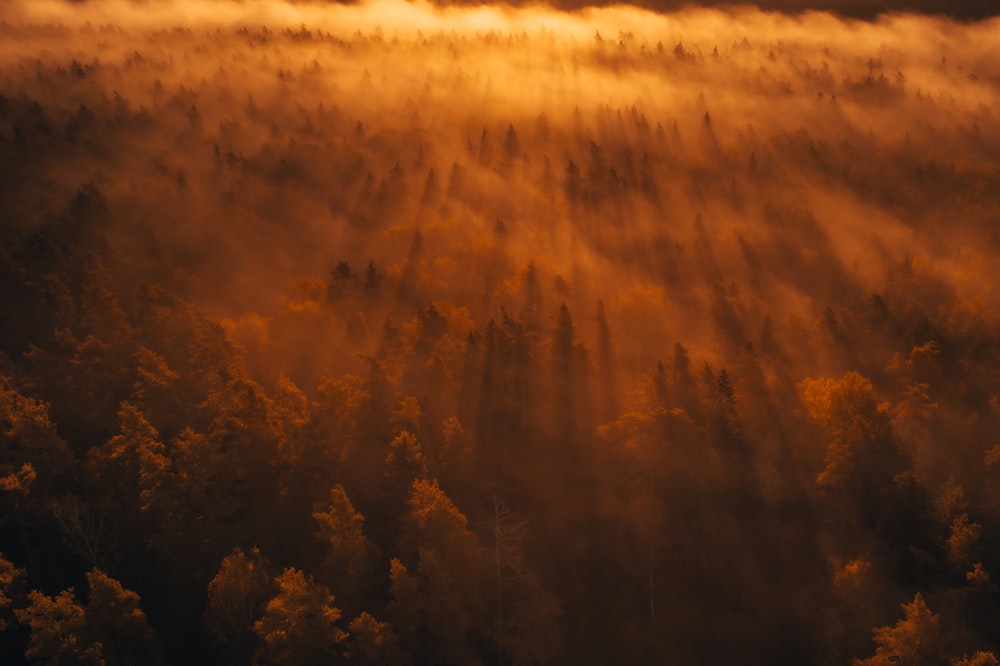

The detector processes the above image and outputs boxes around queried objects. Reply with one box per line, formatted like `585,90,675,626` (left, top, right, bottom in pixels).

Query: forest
1,0,1000,663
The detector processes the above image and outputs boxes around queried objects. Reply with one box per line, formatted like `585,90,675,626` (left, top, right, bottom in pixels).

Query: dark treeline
433,0,998,20
1,3,1000,665
61,0,1000,21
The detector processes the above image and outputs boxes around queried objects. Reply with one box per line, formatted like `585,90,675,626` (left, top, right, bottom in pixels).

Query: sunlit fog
1,0,999,663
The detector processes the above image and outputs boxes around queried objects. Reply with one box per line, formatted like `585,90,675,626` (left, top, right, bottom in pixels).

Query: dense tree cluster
1,3,1000,663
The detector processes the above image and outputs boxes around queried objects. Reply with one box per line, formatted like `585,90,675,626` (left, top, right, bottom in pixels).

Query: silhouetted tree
503,124,519,161
595,300,618,423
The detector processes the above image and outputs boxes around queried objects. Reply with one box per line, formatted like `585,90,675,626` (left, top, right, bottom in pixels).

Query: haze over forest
1,0,999,664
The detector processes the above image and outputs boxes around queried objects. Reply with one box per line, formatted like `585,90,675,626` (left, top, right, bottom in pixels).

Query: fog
1,0,999,664
4,0,998,378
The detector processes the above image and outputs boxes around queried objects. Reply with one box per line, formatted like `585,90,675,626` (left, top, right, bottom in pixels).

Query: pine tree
313,485,378,614
855,594,944,666
254,568,347,666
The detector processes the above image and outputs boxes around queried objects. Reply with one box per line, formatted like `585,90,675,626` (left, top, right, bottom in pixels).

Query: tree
85,402,168,527
386,558,423,657
83,569,163,666
364,260,382,291
145,428,228,582
706,367,745,458
254,568,347,666
594,300,618,423
313,485,378,614
564,160,581,201
503,123,519,161
829,558,879,659
522,263,542,333
23,268,137,450
346,612,403,666
800,372,903,530
390,479,484,663
551,303,586,442
801,372,918,560
16,589,102,666
636,151,657,201
49,494,114,571
0,373,74,494
204,547,275,661
487,495,525,659
0,375,75,566
482,494,561,664
64,403,168,570
953,653,1000,666
709,284,747,358
946,513,982,573
586,142,604,199
385,431,428,490
196,366,285,555
0,551,25,630
272,375,310,455
477,127,491,166
16,569,162,666
670,343,700,418
438,416,473,483
327,262,355,302
854,594,944,666
130,346,181,439
404,479,479,572
501,571,563,666
420,168,440,208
